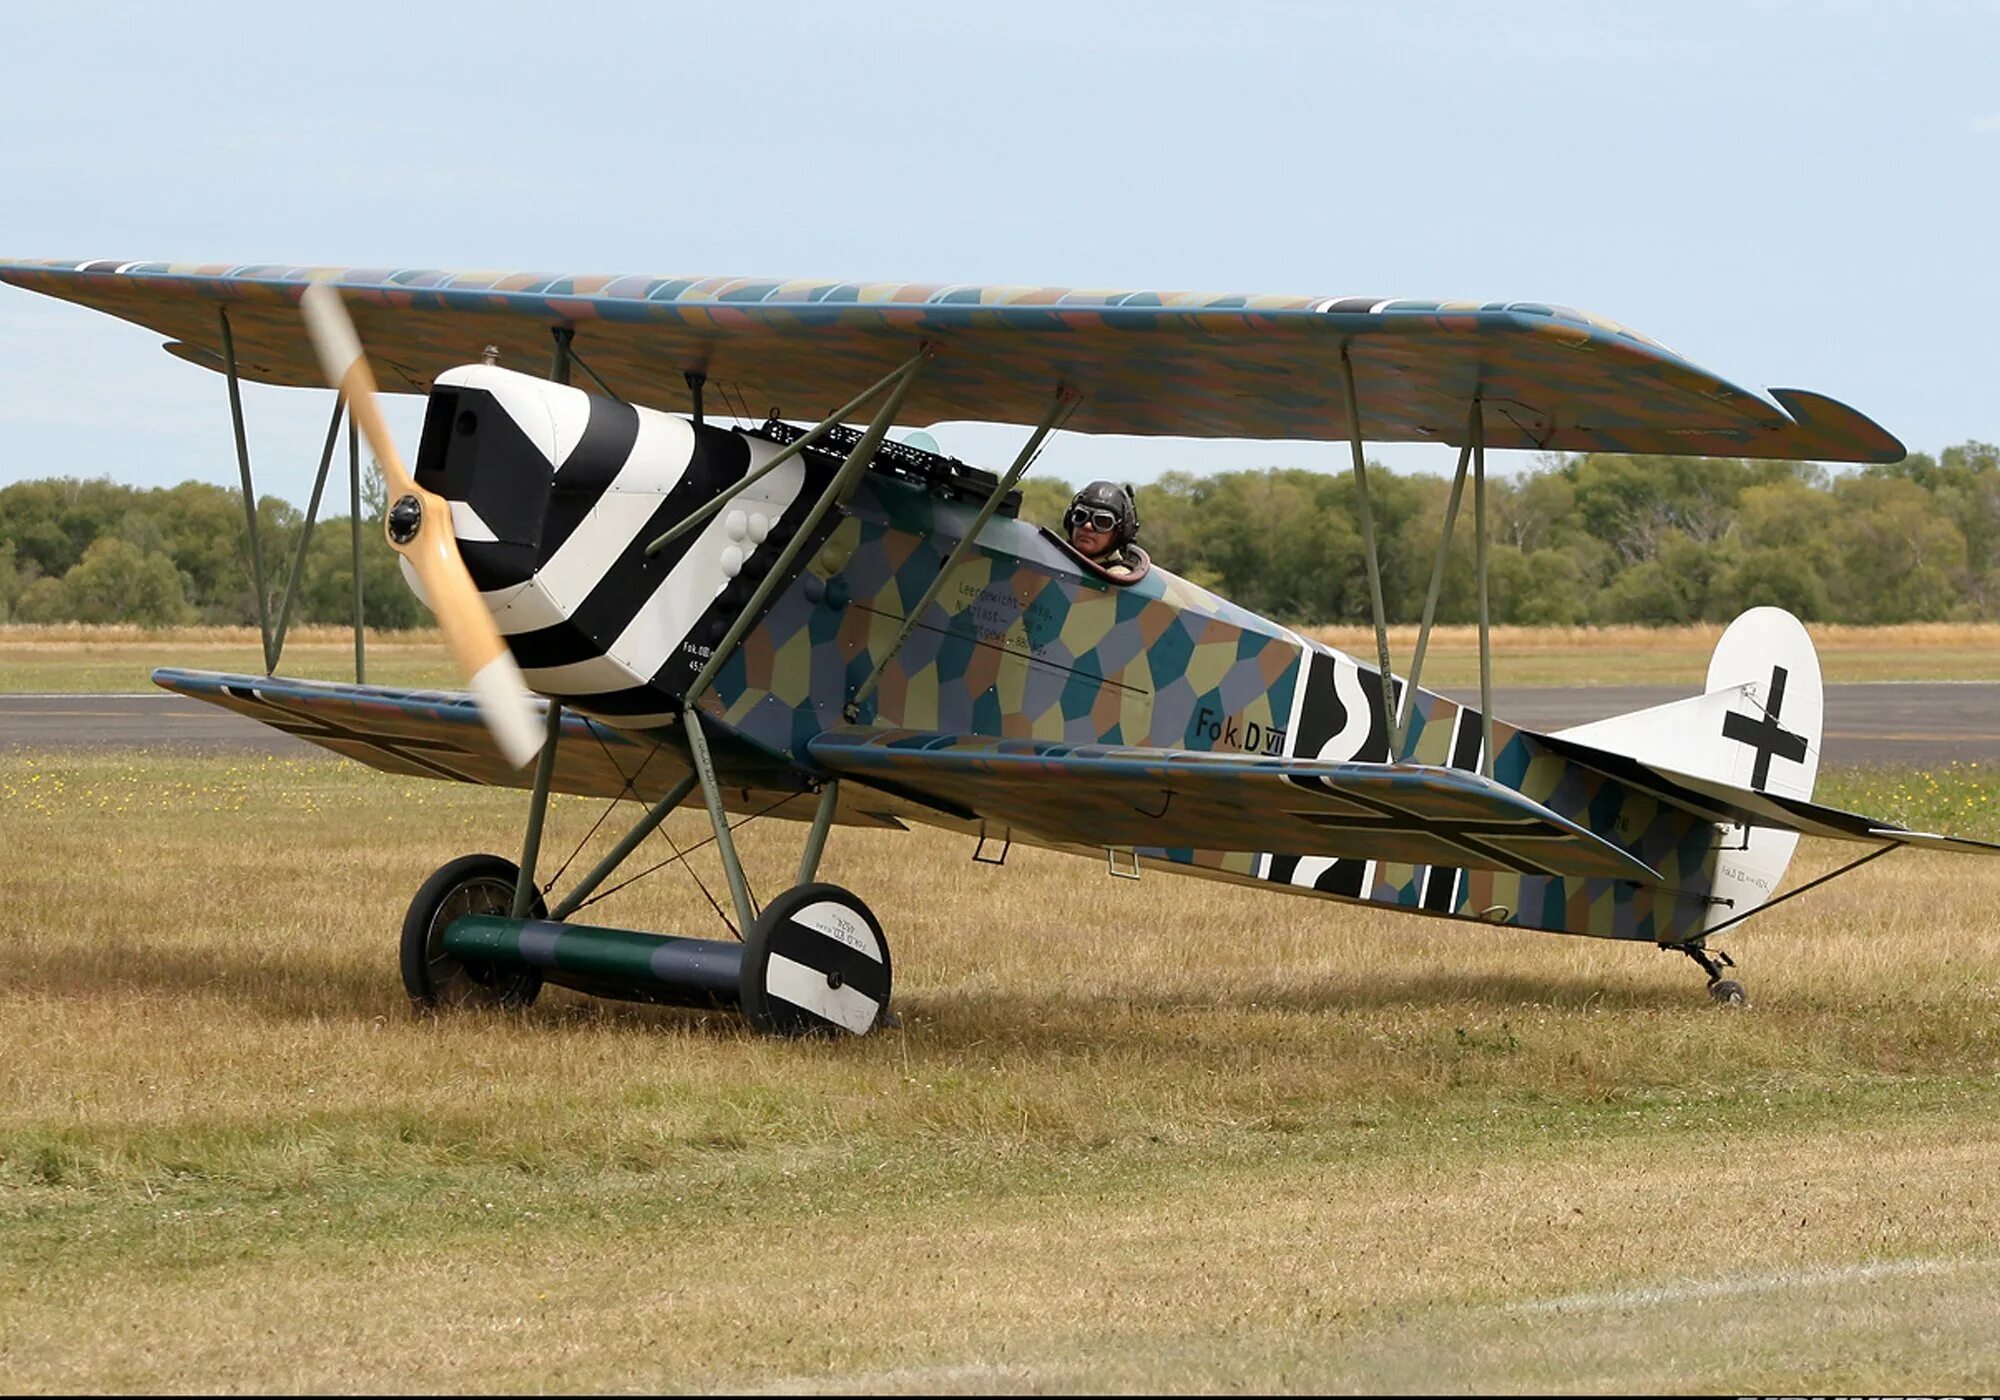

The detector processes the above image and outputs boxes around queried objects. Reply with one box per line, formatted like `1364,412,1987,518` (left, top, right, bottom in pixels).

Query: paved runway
2,684,1996,768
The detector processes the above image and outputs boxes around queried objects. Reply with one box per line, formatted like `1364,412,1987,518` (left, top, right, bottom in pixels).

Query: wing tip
1767,386,1908,465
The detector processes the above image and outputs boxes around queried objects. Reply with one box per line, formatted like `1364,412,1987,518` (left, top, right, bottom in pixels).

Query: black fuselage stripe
1421,864,1459,911
765,922,890,1002
1424,707,1484,910
504,426,751,672
1450,707,1484,772
628,450,842,698
562,687,685,717
537,398,642,560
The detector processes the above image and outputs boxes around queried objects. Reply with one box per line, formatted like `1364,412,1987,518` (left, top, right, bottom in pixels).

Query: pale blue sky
1,0,1994,506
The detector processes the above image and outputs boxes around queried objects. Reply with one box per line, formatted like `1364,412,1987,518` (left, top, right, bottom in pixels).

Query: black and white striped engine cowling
410,365,838,728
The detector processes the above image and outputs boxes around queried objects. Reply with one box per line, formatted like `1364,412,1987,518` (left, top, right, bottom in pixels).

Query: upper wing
0,259,1901,461
807,727,1663,883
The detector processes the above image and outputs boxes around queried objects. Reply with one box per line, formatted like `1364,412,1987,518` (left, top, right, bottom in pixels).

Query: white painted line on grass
1509,1255,1994,1315
730,1361,1066,1395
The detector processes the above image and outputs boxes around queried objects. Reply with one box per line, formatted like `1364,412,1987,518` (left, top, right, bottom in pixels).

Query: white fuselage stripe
490,409,693,637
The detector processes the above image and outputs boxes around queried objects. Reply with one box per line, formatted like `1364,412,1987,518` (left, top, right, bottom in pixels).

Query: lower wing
806,727,1662,883
153,669,898,829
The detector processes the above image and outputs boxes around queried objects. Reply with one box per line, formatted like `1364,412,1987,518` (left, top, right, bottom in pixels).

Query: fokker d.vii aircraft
6,259,1995,1034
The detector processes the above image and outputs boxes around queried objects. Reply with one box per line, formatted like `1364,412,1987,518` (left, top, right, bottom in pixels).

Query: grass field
7,621,2000,693
0,624,456,694
3,750,1999,1391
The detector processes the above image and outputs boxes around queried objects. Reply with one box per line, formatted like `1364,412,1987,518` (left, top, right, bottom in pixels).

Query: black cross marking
1284,782,1589,878
1719,665,1809,791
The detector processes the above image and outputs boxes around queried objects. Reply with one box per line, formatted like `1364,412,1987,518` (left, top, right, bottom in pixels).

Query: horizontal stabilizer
1866,827,2000,855
809,727,1662,883
1533,728,2000,856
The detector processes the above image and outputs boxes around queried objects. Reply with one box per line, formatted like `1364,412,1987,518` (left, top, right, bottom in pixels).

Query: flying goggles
1065,505,1122,533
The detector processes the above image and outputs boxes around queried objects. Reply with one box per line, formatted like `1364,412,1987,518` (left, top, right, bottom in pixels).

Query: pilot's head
1064,480,1139,562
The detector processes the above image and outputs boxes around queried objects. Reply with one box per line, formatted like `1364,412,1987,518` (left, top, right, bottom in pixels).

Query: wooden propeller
301,282,542,768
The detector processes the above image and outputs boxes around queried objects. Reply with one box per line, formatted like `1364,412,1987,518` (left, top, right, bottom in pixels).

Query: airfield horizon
6,621,2000,695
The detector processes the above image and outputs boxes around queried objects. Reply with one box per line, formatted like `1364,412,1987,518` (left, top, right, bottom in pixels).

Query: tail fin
1550,608,1823,929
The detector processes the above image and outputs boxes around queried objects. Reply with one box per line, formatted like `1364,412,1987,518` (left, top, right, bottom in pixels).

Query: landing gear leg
1674,942,1747,1008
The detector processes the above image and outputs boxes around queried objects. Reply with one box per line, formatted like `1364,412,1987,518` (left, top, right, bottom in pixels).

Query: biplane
5,259,1995,1034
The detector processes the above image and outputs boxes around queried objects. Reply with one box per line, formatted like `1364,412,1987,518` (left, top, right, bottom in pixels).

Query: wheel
1708,977,1748,1008
739,883,891,1037
400,853,545,1010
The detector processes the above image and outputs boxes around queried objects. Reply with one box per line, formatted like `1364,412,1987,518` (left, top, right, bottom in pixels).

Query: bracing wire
568,791,804,935
539,719,662,896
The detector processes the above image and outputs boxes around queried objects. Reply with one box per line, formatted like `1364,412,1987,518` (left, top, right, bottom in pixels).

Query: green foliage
1015,477,1076,532
34,537,196,625
1507,549,1591,626
0,471,408,630
292,516,426,630
0,540,19,622
1827,475,1969,622
4,440,1997,628
1031,445,1992,625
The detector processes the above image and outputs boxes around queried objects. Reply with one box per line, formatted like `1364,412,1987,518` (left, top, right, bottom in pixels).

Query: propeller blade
301,283,543,767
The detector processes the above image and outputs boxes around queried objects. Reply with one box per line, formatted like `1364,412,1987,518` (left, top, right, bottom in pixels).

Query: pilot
1064,480,1142,578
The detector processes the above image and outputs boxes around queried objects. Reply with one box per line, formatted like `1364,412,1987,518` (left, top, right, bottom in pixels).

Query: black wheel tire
1708,977,1748,1008
400,854,545,1011
740,883,891,1038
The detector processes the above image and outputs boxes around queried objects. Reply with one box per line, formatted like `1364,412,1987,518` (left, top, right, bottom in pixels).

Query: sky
0,0,1995,509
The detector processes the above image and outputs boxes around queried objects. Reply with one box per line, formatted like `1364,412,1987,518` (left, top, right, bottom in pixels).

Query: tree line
0,474,423,629
1,441,1995,628
1024,440,2000,625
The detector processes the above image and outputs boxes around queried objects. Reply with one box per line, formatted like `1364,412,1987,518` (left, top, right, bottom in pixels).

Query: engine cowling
409,365,834,727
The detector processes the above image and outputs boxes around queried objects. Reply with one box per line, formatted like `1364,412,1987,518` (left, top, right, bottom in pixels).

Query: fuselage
424,366,1723,946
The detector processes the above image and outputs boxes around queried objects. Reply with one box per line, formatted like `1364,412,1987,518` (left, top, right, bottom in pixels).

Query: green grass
1821,762,2000,835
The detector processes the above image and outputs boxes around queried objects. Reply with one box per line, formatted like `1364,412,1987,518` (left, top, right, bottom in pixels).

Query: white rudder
1551,607,1823,929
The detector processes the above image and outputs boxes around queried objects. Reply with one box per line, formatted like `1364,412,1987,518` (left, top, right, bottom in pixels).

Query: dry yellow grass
0,624,455,692
3,752,1998,1390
